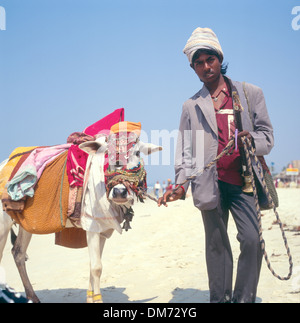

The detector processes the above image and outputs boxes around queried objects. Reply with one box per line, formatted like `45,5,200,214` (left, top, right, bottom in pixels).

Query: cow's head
79,122,162,207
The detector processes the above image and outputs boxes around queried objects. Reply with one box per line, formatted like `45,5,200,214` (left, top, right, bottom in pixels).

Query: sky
0,0,299,185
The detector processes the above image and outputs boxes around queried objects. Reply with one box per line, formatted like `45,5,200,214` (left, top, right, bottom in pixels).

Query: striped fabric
183,27,223,64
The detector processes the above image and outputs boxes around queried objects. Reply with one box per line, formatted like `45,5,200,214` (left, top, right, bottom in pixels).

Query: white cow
0,135,162,303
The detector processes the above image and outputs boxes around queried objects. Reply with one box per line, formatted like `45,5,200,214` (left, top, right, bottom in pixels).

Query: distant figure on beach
162,181,167,193
154,181,161,199
166,179,173,191
158,27,274,303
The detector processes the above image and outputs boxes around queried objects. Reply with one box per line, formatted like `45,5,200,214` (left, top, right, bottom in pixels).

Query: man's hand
158,187,184,207
237,130,252,147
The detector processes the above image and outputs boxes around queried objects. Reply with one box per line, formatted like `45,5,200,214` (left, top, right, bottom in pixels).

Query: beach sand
1,188,300,303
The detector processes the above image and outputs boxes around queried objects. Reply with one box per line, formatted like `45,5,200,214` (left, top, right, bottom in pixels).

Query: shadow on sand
36,286,156,303
35,286,261,303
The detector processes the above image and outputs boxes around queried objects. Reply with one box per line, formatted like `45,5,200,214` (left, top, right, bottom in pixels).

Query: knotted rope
241,136,293,281
141,135,293,281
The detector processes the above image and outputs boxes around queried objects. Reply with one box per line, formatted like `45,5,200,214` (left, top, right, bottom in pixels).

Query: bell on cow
122,221,132,231
122,207,134,232
242,175,253,193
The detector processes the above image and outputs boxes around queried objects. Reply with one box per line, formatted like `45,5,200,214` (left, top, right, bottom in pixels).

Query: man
154,180,161,199
158,27,274,303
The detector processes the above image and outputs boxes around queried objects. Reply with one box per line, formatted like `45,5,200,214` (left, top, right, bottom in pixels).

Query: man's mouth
205,72,214,78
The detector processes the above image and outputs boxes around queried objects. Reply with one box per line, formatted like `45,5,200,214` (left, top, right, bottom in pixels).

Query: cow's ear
79,141,101,155
139,141,163,155
79,137,107,155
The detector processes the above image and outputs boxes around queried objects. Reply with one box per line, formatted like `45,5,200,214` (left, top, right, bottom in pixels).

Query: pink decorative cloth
67,108,125,187
84,108,124,136
7,144,71,200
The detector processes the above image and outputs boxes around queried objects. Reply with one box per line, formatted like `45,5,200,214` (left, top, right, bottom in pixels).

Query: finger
163,193,171,203
238,130,249,138
158,197,168,207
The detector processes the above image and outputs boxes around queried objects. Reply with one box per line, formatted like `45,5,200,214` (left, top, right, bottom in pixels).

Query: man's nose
203,62,211,71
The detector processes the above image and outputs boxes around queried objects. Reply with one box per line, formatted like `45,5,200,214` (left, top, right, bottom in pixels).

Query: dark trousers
201,181,263,303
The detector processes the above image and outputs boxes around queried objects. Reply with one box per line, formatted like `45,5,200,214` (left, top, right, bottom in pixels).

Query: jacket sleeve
246,84,274,156
174,104,192,194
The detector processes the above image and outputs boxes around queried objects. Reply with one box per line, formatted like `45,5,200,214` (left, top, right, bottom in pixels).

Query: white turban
183,27,224,64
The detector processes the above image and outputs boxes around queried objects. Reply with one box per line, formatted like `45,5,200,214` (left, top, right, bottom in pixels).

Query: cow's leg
86,231,106,303
11,226,39,303
0,209,13,263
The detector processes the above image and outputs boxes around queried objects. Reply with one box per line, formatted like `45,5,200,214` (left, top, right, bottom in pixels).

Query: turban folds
183,27,223,64
110,121,141,136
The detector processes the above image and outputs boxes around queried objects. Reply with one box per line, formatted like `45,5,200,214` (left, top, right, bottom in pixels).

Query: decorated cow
0,117,162,303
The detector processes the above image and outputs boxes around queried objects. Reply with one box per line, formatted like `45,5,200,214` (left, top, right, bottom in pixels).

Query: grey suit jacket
175,77,274,211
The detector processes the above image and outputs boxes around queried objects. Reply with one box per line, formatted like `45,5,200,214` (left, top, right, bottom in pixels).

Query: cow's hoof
93,294,103,303
86,290,94,303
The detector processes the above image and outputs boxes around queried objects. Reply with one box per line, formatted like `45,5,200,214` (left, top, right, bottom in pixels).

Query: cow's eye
135,151,140,157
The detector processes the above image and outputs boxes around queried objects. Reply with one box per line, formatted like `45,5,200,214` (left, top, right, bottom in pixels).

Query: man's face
191,53,222,85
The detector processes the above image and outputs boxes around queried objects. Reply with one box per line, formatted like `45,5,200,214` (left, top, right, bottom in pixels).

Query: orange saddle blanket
6,151,69,235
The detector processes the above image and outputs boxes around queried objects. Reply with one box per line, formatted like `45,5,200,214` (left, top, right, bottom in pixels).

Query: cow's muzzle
112,186,128,199
109,184,134,204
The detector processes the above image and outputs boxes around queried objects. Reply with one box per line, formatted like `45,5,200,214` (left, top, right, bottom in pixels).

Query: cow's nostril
121,188,127,198
112,187,127,199
112,188,120,198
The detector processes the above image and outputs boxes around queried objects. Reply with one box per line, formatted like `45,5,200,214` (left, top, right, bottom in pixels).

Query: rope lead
144,135,293,281
241,136,293,281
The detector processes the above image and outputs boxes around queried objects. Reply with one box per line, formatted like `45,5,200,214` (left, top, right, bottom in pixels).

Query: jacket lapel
193,78,253,137
230,80,253,131
194,86,218,137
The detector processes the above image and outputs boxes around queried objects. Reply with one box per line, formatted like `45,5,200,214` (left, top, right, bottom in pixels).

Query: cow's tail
10,227,17,246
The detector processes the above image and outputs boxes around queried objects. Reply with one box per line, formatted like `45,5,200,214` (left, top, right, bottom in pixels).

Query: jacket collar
194,84,218,136
194,76,252,136
228,77,253,131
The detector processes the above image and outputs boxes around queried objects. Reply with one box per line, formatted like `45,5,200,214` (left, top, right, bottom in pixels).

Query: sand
1,188,300,303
